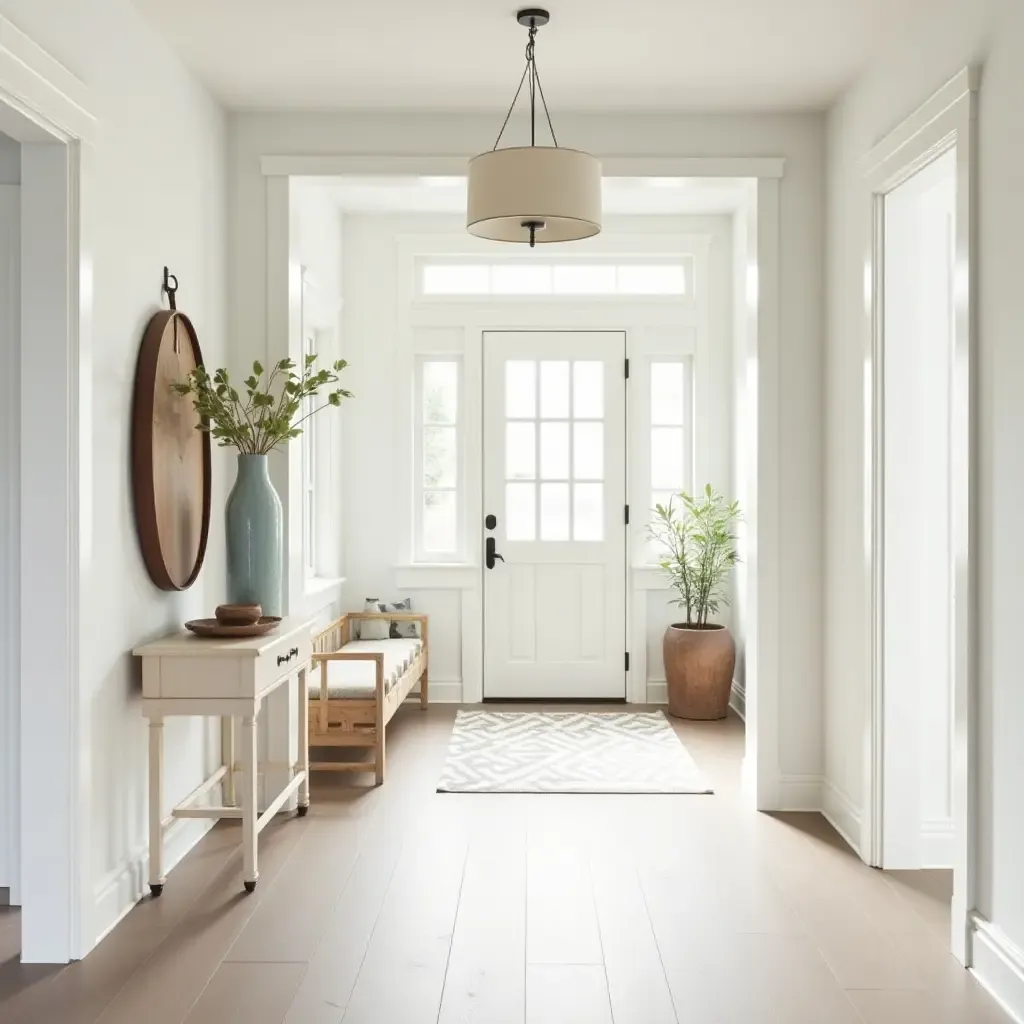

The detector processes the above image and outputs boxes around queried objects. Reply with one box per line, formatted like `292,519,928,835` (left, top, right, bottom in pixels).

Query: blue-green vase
225,454,283,616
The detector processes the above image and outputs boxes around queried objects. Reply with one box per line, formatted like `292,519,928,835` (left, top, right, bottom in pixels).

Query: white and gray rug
437,710,713,794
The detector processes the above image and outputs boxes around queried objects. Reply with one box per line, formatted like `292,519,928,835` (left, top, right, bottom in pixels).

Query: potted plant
173,355,351,616
649,485,741,720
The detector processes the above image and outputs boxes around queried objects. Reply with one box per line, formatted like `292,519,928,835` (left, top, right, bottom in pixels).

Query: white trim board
261,154,786,179
971,914,1024,1024
94,817,215,948
860,65,978,966
0,14,96,964
823,781,863,857
264,154,785,813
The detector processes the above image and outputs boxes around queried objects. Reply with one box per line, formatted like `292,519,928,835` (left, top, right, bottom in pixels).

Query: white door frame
262,154,784,811
861,67,978,965
0,15,96,962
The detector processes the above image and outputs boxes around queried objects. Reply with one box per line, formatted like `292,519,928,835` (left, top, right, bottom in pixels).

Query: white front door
483,331,627,699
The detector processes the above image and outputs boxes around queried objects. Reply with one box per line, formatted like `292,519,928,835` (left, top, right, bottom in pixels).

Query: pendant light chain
492,19,559,151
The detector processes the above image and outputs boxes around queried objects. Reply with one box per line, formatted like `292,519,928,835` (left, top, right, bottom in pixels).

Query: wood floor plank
3,821,246,1024
92,820,307,1024
526,799,603,966
281,815,405,1023
526,965,612,1024
184,962,305,1024
0,708,1012,1024
224,818,361,963
437,796,527,1024
328,812,469,1024
589,850,677,1024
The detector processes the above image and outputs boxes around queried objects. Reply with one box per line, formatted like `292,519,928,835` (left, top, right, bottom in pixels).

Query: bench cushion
311,639,422,699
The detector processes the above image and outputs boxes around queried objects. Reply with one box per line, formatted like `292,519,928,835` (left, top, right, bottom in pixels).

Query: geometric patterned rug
436,710,713,794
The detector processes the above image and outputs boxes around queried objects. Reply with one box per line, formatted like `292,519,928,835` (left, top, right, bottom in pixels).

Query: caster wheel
297,804,309,817
149,883,163,898
244,880,257,893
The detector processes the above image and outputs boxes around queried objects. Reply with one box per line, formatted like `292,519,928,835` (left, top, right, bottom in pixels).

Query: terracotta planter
663,623,735,720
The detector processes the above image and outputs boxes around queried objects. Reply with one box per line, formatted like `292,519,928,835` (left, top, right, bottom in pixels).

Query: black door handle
486,536,505,569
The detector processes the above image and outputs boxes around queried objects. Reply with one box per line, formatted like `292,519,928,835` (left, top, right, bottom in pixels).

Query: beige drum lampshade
467,146,602,244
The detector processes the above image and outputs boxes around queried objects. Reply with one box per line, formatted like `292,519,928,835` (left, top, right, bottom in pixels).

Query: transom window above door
504,359,606,543
417,257,691,298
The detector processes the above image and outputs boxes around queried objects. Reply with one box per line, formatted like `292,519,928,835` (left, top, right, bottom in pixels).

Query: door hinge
624,357,630,379
624,504,630,525
625,652,631,672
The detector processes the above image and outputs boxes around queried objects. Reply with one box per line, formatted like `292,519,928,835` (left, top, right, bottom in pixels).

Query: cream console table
133,617,313,895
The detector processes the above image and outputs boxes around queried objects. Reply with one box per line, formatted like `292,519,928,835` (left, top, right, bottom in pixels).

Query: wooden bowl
215,603,262,627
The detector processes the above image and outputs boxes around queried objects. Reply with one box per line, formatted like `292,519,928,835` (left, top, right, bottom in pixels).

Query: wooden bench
308,612,428,784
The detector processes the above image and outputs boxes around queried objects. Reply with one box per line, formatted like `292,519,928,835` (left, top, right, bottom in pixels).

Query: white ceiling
297,176,751,215
133,0,928,113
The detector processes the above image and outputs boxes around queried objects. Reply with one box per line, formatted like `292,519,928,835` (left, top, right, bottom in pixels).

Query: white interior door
881,149,956,868
483,331,627,699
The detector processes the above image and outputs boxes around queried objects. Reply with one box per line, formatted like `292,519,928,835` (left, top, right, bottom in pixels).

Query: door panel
483,331,626,699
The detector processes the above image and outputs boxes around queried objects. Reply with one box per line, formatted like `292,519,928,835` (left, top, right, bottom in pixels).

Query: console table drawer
254,632,312,696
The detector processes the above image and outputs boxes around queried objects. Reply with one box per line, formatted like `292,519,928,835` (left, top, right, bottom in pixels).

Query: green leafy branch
172,354,352,455
649,484,741,628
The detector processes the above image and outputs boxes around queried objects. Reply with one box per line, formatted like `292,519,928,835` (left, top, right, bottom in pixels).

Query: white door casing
483,331,627,699
862,67,977,965
0,182,19,902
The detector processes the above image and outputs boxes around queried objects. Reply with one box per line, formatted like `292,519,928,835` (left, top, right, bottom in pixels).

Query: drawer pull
276,646,300,667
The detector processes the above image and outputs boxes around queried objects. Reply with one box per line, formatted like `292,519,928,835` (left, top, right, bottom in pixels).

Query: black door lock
486,536,505,569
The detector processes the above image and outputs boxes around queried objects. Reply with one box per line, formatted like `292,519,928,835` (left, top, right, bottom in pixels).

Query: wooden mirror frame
131,309,212,591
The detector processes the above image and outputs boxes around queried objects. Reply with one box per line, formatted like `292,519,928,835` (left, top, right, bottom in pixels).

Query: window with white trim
649,359,694,545
301,329,318,577
415,357,463,561
418,257,689,298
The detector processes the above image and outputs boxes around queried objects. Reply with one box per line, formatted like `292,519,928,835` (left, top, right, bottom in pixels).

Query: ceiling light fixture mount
467,8,602,247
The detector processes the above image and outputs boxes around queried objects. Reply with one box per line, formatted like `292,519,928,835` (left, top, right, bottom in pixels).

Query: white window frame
643,355,696,563
300,327,318,578
413,354,465,563
414,254,696,303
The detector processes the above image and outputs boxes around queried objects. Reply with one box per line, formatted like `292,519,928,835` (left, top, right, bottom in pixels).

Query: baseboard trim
920,818,955,868
777,773,824,811
822,781,863,855
971,914,1024,1024
730,681,746,721
646,681,667,704
646,680,745,713
93,816,215,947
405,679,462,704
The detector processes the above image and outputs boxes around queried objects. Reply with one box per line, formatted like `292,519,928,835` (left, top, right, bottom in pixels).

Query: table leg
241,713,259,892
221,715,235,806
297,665,310,815
148,716,165,897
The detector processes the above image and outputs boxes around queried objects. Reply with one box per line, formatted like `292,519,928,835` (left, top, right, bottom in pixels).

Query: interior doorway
863,69,977,965
880,148,957,871
482,330,627,700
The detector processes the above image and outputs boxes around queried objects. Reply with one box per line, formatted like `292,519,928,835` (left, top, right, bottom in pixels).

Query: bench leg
375,714,386,786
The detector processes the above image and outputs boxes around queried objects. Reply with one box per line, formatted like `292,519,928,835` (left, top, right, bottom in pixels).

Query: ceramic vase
663,623,736,720
225,454,283,616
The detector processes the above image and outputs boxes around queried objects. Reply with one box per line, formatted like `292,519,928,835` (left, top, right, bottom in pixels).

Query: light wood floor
0,705,1011,1023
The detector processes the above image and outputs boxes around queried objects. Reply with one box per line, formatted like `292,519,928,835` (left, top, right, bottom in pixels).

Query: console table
133,617,313,895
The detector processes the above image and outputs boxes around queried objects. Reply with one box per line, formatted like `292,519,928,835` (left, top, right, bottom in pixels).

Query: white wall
0,0,227,949
228,110,826,791
825,0,1024,1005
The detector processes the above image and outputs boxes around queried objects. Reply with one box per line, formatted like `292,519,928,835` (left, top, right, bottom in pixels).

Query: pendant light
467,9,602,247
